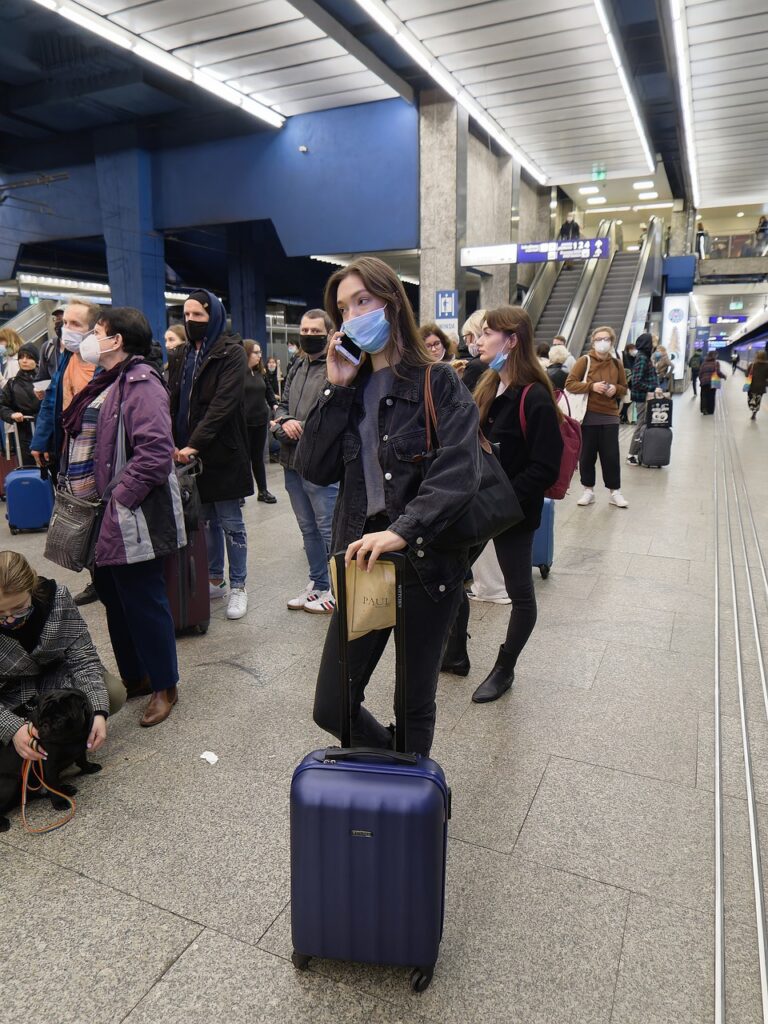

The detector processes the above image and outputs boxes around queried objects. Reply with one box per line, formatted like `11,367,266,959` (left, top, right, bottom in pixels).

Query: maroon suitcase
163,528,210,636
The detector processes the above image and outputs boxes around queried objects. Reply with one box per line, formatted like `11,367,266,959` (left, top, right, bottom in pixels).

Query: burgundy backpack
520,384,582,500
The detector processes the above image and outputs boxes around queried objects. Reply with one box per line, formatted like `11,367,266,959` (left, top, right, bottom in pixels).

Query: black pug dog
0,688,101,832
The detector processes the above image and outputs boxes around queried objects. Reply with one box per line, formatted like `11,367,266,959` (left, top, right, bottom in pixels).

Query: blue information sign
709,315,747,324
435,290,459,320
517,238,610,263
694,326,710,349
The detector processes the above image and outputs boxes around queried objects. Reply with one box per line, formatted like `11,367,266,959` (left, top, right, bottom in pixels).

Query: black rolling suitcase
290,552,450,992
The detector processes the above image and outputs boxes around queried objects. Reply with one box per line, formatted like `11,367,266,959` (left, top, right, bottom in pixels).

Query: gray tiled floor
2,376,765,1022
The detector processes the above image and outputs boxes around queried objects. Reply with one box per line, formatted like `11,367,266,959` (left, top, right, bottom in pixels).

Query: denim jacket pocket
390,430,430,463
342,433,361,463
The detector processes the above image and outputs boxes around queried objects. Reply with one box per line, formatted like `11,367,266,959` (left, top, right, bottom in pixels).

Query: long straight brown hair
474,306,563,426
324,256,432,370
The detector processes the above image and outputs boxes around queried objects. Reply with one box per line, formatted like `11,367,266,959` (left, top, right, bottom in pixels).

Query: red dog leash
21,758,76,834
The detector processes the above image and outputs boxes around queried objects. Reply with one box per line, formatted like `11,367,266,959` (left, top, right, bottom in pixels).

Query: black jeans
93,558,179,692
494,528,537,664
247,423,268,493
579,422,621,490
313,556,462,757
691,370,699,395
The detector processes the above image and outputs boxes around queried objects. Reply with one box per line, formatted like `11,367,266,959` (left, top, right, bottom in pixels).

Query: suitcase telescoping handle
323,747,417,766
333,550,408,754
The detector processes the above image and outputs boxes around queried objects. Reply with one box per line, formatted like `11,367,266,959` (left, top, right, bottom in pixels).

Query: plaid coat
0,583,109,744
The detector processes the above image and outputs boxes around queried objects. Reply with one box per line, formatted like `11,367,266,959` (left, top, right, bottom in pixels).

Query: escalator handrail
617,216,663,352
560,220,616,359
0,298,57,346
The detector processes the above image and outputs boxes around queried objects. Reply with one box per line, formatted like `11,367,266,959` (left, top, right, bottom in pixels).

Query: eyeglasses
425,340,444,350
0,605,32,625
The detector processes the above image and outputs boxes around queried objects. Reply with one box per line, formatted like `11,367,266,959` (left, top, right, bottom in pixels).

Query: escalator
533,268,582,348
1,299,56,347
578,251,642,356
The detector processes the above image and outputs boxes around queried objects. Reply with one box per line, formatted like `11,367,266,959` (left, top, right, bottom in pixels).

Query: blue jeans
283,468,338,591
202,499,248,589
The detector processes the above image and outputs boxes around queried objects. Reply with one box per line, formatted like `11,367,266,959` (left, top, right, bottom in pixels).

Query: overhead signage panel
460,238,609,267
709,315,747,324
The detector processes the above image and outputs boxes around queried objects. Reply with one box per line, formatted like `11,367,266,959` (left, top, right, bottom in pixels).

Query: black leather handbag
423,365,524,550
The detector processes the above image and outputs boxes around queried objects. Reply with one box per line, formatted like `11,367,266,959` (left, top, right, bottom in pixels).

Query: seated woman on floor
0,551,124,763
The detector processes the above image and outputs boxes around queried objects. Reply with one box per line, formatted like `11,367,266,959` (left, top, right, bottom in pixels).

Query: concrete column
419,89,468,326
94,148,166,342
227,222,267,342
466,133,513,309
517,173,551,288
669,210,688,256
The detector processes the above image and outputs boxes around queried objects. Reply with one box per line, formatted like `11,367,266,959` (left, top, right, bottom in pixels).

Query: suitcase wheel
538,564,550,579
9,527,18,536
410,965,434,993
193,623,209,635
291,951,311,971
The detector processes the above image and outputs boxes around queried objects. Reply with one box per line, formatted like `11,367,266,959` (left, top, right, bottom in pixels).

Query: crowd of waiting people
0,255,766,792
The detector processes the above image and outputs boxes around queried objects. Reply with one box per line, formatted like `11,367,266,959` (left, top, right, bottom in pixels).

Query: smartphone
336,332,362,366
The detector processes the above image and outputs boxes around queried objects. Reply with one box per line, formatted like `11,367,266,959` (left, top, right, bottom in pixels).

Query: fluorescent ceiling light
19,273,111,291
550,200,558,209
669,0,700,207
349,0,546,184
632,202,674,210
583,205,631,214
638,191,658,200
579,186,600,195
587,196,607,205
593,0,654,174
737,211,745,218
633,181,654,190
310,255,418,286
27,0,284,129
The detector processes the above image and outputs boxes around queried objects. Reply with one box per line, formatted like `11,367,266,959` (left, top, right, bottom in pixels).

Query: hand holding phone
327,333,363,387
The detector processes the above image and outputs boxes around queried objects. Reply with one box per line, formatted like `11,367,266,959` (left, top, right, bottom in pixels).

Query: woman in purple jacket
61,307,186,728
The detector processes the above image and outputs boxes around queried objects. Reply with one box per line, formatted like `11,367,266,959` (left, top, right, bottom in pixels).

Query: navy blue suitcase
6,468,54,534
532,496,555,578
290,552,450,992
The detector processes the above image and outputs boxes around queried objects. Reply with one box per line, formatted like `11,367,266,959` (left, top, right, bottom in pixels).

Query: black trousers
691,369,699,395
247,423,268,493
579,422,621,490
313,558,462,757
700,386,716,415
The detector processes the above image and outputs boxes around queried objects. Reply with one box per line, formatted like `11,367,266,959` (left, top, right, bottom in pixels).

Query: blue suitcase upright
532,496,555,578
6,468,54,534
290,552,449,993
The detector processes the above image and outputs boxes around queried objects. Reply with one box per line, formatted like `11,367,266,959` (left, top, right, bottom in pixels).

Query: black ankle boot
472,647,515,704
441,592,470,676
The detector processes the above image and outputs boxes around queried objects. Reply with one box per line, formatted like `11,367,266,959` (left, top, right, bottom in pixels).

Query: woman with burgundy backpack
442,306,565,704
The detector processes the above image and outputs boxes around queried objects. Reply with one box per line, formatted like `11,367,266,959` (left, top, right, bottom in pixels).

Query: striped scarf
66,386,112,500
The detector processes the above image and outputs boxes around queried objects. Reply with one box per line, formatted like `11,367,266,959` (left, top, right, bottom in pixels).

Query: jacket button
417,550,425,558
386,398,393,406
324,388,331,396
416,536,423,545
382,434,388,442
439,584,446,592
384,472,392,481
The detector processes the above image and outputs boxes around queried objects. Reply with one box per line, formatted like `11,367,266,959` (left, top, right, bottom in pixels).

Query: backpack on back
520,384,581,500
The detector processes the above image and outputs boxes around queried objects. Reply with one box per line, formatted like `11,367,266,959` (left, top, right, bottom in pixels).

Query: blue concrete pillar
0,240,19,283
95,148,166,341
227,222,267,342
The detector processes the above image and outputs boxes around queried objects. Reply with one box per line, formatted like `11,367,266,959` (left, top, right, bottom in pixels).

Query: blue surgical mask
0,344,6,357
342,307,390,354
489,350,508,372
62,327,86,353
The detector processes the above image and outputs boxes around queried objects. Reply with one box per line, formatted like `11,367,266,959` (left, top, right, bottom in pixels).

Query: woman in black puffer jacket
0,343,41,467
243,340,278,503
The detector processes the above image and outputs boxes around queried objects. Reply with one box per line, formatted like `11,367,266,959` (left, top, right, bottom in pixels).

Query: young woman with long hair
296,256,481,755
243,339,278,503
444,306,563,704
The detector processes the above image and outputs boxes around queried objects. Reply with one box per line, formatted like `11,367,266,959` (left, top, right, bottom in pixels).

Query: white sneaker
209,580,229,600
577,489,595,506
304,589,336,614
287,582,315,610
226,588,248,620
609,490,629,508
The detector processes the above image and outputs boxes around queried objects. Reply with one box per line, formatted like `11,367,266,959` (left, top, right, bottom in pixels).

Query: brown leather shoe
124,675,152,700
140,687,178,727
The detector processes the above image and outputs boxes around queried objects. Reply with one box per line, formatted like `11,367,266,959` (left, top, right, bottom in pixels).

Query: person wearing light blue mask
295,256,482,757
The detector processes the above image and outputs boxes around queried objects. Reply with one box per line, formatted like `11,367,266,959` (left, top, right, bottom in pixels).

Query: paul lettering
362,596,391,608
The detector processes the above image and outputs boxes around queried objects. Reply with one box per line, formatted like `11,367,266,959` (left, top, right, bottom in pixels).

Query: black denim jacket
295,361,481,601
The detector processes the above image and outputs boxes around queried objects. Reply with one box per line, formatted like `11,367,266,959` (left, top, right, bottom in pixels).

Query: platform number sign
435,290,459,337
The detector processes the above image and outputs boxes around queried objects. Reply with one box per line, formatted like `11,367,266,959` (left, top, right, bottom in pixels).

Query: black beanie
186,290,210,310
18,343,39,364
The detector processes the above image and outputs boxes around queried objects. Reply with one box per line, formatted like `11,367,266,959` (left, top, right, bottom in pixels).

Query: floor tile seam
607,895,632,1024
511,754,552,854
118,925,205,1024
545,753,700,793
0,836,212,930
254,896,291,947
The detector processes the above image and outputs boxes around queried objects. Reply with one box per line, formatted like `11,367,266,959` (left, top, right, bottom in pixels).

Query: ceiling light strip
592,0,655,174
669,0,700,207
27,0,284,128
349,0,546,184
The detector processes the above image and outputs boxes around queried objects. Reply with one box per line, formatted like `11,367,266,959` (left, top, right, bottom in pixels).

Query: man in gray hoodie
272,309,339,614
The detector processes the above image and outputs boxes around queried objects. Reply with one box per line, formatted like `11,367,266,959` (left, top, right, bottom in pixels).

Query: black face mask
185,319,208,344
299,335,326,355
54,322,63,340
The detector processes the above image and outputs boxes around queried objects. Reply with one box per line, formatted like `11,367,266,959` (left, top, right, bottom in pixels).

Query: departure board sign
460,238,609,266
